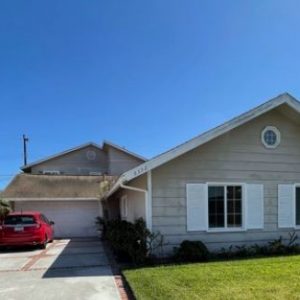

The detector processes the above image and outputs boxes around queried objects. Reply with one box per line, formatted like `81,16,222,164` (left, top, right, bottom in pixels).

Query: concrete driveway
0,238,120,300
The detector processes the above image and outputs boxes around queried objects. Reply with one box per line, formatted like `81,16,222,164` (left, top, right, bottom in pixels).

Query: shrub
268,237,287,255
96,217,164,264
0,199,12,220
217,232,300,259
173,240,209,262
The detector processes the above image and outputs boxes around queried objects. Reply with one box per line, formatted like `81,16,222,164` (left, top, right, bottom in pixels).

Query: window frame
294,184,300,228
206,182,246,233
261,126,281,149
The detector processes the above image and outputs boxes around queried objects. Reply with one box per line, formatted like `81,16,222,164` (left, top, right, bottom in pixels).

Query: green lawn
123,255,300,300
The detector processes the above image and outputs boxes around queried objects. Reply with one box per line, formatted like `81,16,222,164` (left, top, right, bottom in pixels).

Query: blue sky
1,1,300,188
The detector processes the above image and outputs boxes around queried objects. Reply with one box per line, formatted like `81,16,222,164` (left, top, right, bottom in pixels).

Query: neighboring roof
103,140,147,162
3,174,117,200
21,142,102,171
106,93,300,198
21,141,147,171
9,211,41,216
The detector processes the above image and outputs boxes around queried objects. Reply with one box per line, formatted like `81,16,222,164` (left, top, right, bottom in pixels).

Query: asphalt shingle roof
2,174,117,199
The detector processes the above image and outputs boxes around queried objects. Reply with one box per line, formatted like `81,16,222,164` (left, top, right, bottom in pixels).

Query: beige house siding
122,189,146,223
107,146,145,175
151,108,300,253
119,175,147,222
106,175,146,222
31,146,108,175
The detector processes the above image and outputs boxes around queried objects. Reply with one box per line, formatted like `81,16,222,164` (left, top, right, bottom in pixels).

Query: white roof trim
105,93,300,198
7,197,100,201
103,140,147,162
21,142,102,170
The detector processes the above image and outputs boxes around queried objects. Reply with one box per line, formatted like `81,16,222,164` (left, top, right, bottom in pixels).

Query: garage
14,200,101,237
2,174,117,238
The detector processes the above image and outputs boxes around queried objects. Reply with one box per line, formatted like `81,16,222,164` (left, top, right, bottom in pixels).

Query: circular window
261,126,281,149
86,150,96,160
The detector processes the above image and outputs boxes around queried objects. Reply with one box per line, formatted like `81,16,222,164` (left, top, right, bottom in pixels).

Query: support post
146,171,152,231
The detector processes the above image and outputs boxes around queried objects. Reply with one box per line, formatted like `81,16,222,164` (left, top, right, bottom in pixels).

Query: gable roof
21,140,147,171
2,174,117,200
103,140,147,162
105,92,300,197
21,142,102,171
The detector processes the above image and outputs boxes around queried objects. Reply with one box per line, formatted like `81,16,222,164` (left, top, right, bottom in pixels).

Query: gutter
120,183,147,194
103,178,146,200
104,172,152,231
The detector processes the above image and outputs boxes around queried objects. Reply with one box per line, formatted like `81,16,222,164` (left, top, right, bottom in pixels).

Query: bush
216,232,300,259
173,240,209,262
173,232,300,264
96,217,164,264
0,199,12,220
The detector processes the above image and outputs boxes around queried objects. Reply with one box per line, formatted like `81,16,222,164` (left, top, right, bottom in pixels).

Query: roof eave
102,140,148,162
5,197,100,201
21,142,102,171
104,93,300,197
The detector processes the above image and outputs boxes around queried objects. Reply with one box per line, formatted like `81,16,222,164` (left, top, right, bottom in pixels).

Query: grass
123,255,300,300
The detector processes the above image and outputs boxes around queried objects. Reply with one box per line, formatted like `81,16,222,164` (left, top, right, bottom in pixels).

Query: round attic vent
86,150,96,160
261,126,281,149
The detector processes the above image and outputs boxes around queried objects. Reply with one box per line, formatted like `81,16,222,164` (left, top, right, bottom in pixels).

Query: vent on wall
42,170,61,175
86,150,96,160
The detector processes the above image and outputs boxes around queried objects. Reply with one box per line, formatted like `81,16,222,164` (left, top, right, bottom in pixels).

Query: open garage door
14,200,101,238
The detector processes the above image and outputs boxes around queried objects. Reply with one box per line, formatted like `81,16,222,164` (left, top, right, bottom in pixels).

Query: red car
0,211,54,249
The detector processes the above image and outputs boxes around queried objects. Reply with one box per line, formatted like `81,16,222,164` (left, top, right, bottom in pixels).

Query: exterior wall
105,175,146,222
121,175,146,223
31,146,108,175
121,190,146,223
151,109,300,253
107,146,144,175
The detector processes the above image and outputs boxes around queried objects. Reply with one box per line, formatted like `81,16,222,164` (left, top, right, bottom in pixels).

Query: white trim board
105,93,300,198
6,197,100,201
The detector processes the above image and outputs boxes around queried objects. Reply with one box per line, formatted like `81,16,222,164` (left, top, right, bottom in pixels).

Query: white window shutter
186,183,207,231
278,184,294,228
246,184,264,229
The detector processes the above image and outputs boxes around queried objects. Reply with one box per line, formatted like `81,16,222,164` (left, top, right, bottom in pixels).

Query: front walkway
0,238,120,300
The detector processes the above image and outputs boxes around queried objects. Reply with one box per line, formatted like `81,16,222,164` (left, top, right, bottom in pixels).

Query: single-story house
3,141,146,237
103,93,300,253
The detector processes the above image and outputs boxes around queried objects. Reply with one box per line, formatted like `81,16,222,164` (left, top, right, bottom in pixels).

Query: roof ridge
105,92,300,198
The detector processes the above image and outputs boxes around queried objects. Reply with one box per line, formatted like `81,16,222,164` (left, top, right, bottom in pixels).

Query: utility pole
23,134,29,166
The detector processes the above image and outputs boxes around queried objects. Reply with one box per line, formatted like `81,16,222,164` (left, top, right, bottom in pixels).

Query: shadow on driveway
42,238,112,278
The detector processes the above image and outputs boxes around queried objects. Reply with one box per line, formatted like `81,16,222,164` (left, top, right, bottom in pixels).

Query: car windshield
4,215,36,225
